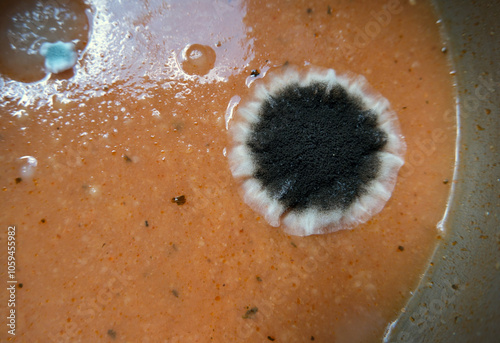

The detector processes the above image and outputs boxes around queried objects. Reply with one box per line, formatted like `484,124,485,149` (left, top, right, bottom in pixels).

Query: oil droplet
180,44,216,76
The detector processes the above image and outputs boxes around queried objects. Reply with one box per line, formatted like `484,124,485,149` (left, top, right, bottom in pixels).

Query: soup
0,0,456,341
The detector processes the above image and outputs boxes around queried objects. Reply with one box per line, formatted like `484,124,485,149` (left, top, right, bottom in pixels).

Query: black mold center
247,82,388,211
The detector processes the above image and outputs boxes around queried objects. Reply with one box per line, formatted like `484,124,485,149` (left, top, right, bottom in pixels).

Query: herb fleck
307,8,313,14
267,336,276,341
107,329,117,340
327,5,332,14
172,289,179,298
398,245,405,251
40,219,46,224
291,241,297,248
451,284,459,290
242,306,258,319
256,276,263,282
311,336,315,341
123,154,132,163
171,195,186,205
15,177,22,184
145,220,149,227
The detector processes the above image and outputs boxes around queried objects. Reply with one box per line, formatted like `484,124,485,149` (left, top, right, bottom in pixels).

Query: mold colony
0,0,88,82
39,41,78,74
229,67,406,236
0,0,456,342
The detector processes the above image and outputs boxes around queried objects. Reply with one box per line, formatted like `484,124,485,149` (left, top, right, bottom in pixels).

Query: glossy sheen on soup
0,0,456,342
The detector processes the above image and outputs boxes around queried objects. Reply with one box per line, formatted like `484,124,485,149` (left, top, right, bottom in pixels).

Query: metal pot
385,1,500,341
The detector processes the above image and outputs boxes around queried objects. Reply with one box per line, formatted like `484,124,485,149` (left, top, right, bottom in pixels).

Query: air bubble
180,44,216,76
19,155,38,179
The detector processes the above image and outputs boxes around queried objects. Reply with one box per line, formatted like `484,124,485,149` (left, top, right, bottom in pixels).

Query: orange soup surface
0,0,456,342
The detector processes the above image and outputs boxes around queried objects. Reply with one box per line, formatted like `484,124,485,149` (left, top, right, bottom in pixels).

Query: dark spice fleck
172,195,186,205
107,329,117,340
250,69,260,77
443,179,449,184
307,8,313,14
242,307,258,319
256,276,263,282
123,154,132,163
40,219,46,224
327,5,332,14
172,289,179,297
15,177,22,184
398,245,405,251
311,336,315,341
18,283,23,288
291,241,297,248
145,220,149,227
267,336,275,341
451,284,459,290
